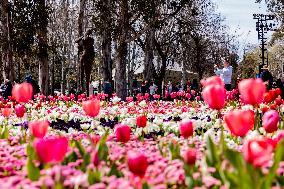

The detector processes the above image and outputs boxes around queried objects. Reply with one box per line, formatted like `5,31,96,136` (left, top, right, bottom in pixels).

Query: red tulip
201,76,224,87
127,152,148,177
15,104,25,118
2,108,12,117
238,79,266,105
82,99,100,117
136,115,147,128
12,82,33,103
92,150,99,167
179,120,194,138
243,138,274,167
29,120,49,138
34,137,68,164
262,110,280,133
202,85,226,110
263,92,273,103
224,110,254,137
115,124,131,142
183,148,197,165
275,88,282,96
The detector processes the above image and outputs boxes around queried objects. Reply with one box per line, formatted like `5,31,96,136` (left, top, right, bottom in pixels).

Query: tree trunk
143,28,155,81
115,0,128,100
101,0,112,83
1,0,15,82
77,0,87,92
102,30,112,82
37,0,49,95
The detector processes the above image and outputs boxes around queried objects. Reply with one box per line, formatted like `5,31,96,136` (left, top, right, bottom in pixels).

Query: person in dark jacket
103,81,112,100
260,67,273,90
25,75,40,96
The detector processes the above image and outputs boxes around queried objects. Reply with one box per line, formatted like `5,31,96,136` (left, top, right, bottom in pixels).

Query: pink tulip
224,110,254,137
34,137,68,164
179,120,194,138
82,99,100,117
184,148,197,165
127,152,148,177
2,108,12,117
115,124,131,142
243,138,274,167
263,110,280,133
12,82,33,103
15,104,25,118
202,85,226,110
136,115,147,128
238,79,266,105
201,76,224,87
29,120,49,138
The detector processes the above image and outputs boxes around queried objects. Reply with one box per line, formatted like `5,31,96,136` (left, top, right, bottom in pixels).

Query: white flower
139,100,147,107
242,105,254,111
81,123,90,130
128,102,135,107
111,96,121,103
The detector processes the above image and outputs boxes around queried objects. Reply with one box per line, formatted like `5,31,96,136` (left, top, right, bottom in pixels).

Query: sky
213,0,272,52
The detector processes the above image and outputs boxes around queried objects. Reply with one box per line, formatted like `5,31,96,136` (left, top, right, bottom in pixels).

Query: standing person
141,81,147,95
149,81,157,100
103,81,112,100
0,79,12,99
25,75,40,96
214,59,233,91
260,66,273,90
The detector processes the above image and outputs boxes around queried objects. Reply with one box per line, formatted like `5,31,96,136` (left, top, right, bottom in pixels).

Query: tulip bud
92,150,99,167
202,85,226,110
82,99,100,117
34,137,68,163
2,108,12,117
238,79,266,105
15,104,25,118
201,76,224,87
179,120,194,138
115,124,131,142
243,138,274,167
12,82,33,103
136,115,147,128
224,110,254,137
29,120,49,138
183,148,197,165
262,110,280,133
127,152,148,177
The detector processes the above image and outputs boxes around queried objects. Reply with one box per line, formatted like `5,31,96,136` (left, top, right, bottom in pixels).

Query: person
103,81,112,100
149,81,157,100
0,79,12,99
76,29,95,96
132,78,138,95
276,79,284,99
260,66,273,90
191,79,198,91
25,75,40,96
214,59,233,91
141,81,148,95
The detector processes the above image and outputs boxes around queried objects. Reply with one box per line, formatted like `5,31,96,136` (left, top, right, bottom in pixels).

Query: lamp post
253,14,277,74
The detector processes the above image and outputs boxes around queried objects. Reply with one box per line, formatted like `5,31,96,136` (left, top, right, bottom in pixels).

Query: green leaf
27,158,40,181
96,134,109,161
142,182,152,189
206,136,219,167
62,151,78,165
74,140,86,157
88,169,101,185
168,142,181,160
108,163,124,177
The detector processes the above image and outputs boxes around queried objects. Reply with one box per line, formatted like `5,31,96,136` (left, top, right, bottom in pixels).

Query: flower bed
1,77,284,188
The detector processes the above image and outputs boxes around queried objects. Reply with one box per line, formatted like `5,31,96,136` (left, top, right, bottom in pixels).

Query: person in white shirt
214,59,233,91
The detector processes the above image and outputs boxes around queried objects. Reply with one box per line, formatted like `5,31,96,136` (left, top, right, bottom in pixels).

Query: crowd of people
1,59,284,100
0,75,39,99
